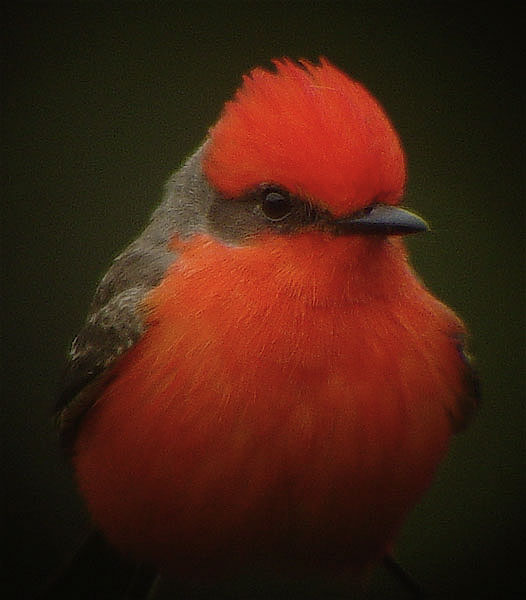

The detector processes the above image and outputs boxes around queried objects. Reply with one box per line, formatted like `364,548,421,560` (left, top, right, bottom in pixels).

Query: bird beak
334,204,429,236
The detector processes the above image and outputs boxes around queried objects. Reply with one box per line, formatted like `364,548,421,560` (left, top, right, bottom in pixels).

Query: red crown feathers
203,58,406,217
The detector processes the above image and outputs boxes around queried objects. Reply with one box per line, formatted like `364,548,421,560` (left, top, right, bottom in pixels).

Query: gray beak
334,204,429,236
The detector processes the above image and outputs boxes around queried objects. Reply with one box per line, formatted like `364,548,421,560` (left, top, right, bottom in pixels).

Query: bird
55,57,479,597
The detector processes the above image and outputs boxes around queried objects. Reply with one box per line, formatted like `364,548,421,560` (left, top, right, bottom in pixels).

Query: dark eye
261,191,292,221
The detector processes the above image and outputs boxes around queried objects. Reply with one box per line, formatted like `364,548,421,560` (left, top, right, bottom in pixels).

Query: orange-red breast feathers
73,233,467,574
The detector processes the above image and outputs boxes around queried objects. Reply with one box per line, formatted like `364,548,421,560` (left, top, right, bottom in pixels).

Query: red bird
56,58,478,594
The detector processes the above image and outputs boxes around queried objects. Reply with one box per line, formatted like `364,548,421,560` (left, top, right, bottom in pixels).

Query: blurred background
3,2,524,598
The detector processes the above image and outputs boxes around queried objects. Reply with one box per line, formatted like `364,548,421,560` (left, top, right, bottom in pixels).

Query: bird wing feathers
56,147,213,449
450,332,481,431
56,240,177,448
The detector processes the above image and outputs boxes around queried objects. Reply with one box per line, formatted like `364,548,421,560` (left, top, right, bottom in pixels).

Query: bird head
158,58,429,303
201,58,427,248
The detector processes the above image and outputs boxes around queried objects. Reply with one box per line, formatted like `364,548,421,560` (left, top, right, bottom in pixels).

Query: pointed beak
334,204,429,236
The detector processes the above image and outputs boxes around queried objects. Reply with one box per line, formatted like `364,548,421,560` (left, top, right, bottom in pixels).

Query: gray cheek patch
206,186,327,245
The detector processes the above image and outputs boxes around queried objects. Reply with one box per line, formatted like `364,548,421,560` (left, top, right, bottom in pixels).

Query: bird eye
261,191,292,221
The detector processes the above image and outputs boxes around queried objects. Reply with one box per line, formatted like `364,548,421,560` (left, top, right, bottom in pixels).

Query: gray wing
450,332,481,432
56,247,174,448
56,144,216,448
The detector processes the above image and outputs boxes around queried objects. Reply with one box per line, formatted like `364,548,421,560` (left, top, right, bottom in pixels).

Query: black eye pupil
261,191,292,221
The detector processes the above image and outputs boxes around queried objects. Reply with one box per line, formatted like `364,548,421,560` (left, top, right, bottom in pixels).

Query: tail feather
382,554,426,599
37,531,158,600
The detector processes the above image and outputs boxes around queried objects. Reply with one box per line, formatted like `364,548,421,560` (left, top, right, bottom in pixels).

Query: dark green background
3,2,524,598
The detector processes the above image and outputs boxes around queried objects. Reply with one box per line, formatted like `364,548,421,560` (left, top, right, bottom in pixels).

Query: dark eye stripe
207,183,328,244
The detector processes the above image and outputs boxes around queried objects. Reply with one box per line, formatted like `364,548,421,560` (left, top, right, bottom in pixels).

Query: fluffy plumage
74,232,469,575
63,58,477,589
